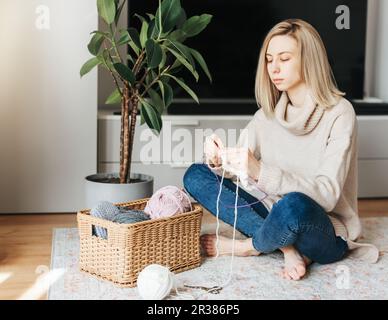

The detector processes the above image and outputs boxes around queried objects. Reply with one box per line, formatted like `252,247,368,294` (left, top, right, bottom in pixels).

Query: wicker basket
77,197,203,287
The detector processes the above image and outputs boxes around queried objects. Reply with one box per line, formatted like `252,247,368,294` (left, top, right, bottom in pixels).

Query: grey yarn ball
90,201,120,239
113,209,150,224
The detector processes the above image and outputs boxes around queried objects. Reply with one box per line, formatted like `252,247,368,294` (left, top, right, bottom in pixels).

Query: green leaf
145,39,163,69
158,48,167,71
90,30,110,37
170,58,182,70
129,42,140,56
155,0,182,34
189,48,212,82
148,88,164,114
165,74,199,103
128,28,142,50
87,33,105,56
158,80,173,107
166,40,194,65
99,49,114,69
147,19,158,39
134,13,146,24
140,107,146,125
80,57,100,77
157,80,165,102
168,29,187,42
145,69,157,86
164,83,173,107
139,97,163,134
176,8,187,29
113,63,135,84
182,14,213,37
127,54,134,64
146,13,155,20
181,13,213,37
140,20,149,48
164,45,198,81
105,88,122,104
97,0,116,25
117,30,130,45
115,0,126,25
114,0,126,25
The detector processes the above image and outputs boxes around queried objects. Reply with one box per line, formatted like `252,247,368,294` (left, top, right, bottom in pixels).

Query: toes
283,269,292,280
288,264,306,280
286,267,299,280
200,234,218,257
295,264,306,278
288,267,300,280
280,269,289,280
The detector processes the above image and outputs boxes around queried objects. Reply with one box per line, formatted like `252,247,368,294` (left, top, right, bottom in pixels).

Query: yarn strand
169,156,267,299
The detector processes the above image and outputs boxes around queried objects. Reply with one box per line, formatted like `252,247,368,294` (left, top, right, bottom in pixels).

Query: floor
0,198,387,300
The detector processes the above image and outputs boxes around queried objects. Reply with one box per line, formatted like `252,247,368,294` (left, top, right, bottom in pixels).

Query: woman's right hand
204,134,223,168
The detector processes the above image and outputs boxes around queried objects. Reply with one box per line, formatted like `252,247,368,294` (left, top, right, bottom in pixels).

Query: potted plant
80,0,212,207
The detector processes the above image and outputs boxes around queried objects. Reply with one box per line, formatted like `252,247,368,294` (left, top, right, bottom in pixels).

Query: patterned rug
48,218,388,300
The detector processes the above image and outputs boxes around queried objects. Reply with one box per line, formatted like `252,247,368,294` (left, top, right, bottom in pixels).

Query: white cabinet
357,116,388,197
98,113,388,198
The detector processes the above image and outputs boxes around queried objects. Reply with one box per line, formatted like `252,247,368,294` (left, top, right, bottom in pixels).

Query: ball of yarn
90,201,120,239
112,209,150,224
137,264,174,300
144,186,193,219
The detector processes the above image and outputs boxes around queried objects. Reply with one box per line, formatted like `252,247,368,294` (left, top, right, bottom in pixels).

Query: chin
274,83,289,91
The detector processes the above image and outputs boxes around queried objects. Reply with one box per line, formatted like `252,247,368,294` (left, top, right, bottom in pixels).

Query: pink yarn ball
144,186,193,219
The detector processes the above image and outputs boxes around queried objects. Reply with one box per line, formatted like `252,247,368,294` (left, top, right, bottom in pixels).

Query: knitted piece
220,147,253,191
90,201,120,239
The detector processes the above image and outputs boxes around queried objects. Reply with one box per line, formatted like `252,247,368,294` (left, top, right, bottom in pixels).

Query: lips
273,79,284,83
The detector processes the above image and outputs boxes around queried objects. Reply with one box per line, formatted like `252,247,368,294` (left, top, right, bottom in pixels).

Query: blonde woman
183,19,379,281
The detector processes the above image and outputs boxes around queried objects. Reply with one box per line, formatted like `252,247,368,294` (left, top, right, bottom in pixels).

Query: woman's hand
219,148,261,182
204,134,224,168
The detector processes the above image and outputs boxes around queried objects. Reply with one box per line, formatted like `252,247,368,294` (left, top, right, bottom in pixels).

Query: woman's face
266,35,303,92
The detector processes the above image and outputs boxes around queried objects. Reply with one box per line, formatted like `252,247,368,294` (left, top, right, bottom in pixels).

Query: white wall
366,0,388,101
0,0,98,213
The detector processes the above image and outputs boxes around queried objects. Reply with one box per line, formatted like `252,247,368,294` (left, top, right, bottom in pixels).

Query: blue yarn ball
90,201,120,239
113,209,150,224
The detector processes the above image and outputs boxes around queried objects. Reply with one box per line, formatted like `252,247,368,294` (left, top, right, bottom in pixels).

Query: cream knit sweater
223,90,379,263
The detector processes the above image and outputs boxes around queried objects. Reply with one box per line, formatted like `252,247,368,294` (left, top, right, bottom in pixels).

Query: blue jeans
183,163,348,264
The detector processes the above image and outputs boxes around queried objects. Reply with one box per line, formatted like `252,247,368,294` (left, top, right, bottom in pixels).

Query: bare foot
200,234,261,257
280,246,311,281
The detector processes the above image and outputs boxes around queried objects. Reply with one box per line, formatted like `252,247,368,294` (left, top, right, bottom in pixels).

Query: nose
269,59,280,75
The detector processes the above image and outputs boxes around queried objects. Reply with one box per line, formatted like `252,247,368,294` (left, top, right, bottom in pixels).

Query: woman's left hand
220,147,261,182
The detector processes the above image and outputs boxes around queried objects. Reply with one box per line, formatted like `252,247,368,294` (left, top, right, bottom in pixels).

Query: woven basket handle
78,213,113,243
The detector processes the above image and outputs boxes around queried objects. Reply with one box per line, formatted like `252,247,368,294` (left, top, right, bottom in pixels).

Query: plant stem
137,68,150,90
120,86,130,183
126,92,139,183
140,65,171,98
102,42,123,95
110,23,124,64
133,49,145,76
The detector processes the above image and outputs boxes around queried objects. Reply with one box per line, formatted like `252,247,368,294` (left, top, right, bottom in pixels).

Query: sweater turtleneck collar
274,90,325,135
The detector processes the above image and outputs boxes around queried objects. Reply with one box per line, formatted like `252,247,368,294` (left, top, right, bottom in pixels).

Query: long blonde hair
255,19,345,118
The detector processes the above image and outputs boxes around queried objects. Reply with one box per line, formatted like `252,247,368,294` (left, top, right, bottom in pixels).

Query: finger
212,155,222,165
212,135,224,149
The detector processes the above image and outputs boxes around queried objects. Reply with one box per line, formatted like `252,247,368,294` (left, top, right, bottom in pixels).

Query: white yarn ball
137,264,174,300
